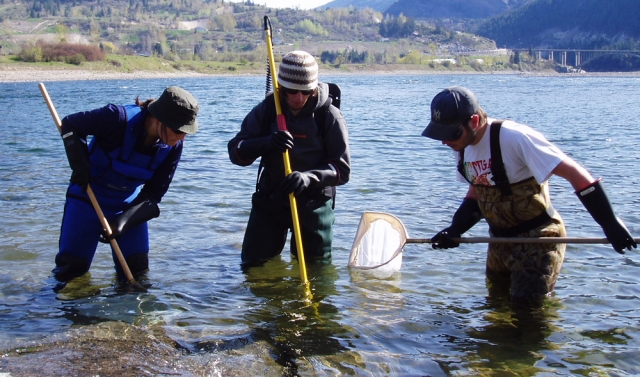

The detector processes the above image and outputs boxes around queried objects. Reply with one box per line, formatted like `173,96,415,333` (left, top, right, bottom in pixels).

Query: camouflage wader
475,178,566,304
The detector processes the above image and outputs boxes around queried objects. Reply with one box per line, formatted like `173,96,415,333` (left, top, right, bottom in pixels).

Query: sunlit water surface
1,74,639,376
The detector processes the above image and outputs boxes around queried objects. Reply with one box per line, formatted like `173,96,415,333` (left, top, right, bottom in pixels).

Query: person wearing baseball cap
228,50,351,267
422,86,635,307
53,86,200,283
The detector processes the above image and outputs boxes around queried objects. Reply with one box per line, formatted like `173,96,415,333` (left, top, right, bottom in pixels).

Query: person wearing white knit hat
277,50,319,114
228,50,351,267
278,50,318,90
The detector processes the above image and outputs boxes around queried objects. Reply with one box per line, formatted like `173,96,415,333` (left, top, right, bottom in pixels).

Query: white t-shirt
456,119,567,186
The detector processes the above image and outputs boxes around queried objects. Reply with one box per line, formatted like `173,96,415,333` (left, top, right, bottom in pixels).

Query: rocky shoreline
2,65,639,83
0,66,210,83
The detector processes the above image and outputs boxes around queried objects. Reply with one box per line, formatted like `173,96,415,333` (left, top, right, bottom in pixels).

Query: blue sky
229,0,332,10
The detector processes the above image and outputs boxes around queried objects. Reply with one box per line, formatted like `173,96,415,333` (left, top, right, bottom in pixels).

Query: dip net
348,212,408,272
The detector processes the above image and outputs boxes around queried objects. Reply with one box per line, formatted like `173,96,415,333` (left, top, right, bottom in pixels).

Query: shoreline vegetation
3,55,640,83
5,56,640,83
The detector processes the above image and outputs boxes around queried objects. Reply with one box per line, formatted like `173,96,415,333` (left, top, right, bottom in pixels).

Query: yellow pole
39,83,138,286
263,16,309,288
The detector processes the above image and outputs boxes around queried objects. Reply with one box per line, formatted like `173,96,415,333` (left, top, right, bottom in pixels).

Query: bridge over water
511,49,640,67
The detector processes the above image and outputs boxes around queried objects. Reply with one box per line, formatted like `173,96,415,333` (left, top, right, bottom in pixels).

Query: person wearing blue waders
228,50,351,267
53,86,199,282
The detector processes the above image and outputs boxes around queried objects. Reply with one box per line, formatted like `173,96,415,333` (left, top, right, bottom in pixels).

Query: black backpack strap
327,83,341,110
313,83,341,134
254,95,277,193
264,93,277,130
489,120,512,196
313,83,341,203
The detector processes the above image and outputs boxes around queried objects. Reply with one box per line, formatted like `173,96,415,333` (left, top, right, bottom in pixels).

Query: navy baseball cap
421,86,479,140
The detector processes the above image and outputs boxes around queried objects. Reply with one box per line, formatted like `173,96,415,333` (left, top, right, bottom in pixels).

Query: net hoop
348,212,408,271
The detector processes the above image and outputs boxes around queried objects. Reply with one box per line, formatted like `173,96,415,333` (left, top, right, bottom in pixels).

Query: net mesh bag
348,212,408,272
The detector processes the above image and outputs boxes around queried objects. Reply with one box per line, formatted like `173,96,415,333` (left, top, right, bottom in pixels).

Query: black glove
431,227,462,249
236,131,293,161
62,131,91,189
100,195,160,243
577,179,636,254
432,198,483,249
269,130,294,153
281,171,316,196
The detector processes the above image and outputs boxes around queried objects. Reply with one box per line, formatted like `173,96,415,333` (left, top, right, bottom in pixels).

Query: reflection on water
192,259,359,376
462,287,563,376
1,75,640,375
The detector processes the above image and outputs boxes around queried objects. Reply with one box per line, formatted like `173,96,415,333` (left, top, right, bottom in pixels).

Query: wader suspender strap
489,121,512,196
486,121,557,237
456,120,507,190
457,150,467,181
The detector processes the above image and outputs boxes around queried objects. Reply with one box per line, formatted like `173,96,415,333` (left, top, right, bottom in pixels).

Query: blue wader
55,105,170,279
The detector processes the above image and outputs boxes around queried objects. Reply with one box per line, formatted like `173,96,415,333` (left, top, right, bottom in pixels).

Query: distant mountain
385,0,526,19
321,0,530,18
321,0,397,12
474,0,640,49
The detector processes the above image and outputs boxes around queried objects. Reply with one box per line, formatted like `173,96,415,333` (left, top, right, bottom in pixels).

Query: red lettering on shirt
468,158,492,175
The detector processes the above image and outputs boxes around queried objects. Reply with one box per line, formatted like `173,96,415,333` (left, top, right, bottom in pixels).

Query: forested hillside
320,0,640,52
474,0,640,49
3,0,638,72
322,0,395,13
0,0,497,62
385,0,529,20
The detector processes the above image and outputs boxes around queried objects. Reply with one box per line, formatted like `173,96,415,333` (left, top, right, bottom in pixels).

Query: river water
1,74,639,376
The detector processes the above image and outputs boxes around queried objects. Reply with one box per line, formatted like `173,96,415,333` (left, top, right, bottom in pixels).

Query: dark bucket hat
148,86,199,134
421,86,479,141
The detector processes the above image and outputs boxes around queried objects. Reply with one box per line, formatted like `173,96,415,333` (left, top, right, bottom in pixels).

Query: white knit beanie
277,51,318,91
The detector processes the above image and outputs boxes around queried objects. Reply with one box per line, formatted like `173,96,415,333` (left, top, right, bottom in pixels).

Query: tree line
475,0,640,50
378,14,416,38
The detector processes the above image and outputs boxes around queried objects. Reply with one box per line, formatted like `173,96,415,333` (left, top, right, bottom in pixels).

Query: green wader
475,179,566,306
240,191,335,266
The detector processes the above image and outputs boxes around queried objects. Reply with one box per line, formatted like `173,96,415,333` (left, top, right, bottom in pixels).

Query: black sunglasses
283,88,314,96
449,125,465,141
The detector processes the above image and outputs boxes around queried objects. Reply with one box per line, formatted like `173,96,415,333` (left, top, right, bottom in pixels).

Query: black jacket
228,82,350,198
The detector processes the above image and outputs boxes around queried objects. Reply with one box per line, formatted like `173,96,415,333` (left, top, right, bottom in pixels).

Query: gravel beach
0,66,210,83
3,65,639,83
